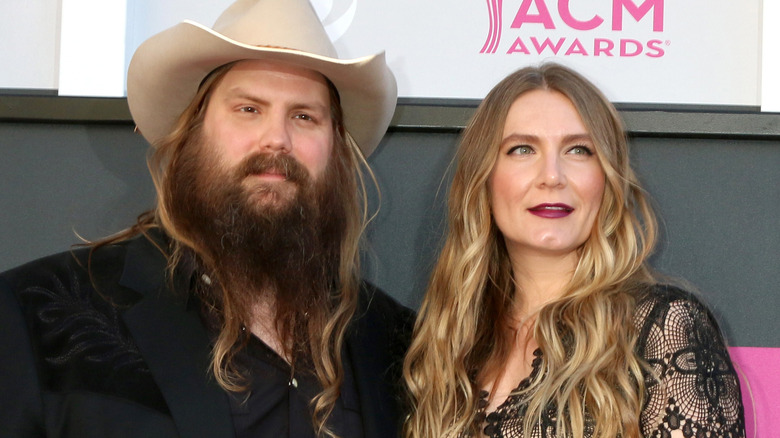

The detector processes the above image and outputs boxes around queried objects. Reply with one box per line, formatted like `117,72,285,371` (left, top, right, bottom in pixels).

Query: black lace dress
478,285,745,438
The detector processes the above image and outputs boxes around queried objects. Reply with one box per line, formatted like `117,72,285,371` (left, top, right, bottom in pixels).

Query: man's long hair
93,63,372,437
403,63,658,438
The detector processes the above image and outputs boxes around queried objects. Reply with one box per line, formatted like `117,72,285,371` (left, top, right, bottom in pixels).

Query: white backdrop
0,0,772,108
335,0,760,105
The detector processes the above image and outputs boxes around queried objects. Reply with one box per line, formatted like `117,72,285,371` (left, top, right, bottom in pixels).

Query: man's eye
239,106,258,113
508,145,534,155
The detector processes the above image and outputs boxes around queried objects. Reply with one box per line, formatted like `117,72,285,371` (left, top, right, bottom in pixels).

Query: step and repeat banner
1,0,776,108
342,0,760,106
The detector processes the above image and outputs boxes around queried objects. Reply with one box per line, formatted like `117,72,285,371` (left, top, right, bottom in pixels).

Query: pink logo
481,0,504,54
482,0,666,57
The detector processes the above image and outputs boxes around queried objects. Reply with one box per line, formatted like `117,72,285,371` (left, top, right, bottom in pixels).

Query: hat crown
127,0,396,156
213,0,338,58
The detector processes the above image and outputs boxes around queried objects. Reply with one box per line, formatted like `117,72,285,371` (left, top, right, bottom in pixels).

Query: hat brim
127,20,397,157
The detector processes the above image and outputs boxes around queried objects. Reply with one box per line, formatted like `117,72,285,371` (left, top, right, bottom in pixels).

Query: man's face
201,59,335,210
166,60,350,362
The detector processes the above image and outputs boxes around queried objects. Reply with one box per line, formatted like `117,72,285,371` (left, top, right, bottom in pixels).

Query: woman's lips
528,203,574,218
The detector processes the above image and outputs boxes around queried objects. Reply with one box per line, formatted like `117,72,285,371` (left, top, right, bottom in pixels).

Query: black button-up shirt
228,334,364,438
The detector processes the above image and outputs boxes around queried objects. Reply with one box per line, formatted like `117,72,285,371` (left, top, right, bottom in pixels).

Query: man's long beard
166,132,346,366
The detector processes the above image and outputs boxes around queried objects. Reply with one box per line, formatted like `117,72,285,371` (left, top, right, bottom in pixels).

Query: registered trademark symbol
665,40,671,46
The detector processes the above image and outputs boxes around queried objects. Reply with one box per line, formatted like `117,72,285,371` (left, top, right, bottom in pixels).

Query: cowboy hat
126,0,397,157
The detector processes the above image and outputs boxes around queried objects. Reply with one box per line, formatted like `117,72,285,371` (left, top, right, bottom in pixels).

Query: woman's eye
294,113,314,122
239,106,258,113
508,145,534,155
568,145,593,156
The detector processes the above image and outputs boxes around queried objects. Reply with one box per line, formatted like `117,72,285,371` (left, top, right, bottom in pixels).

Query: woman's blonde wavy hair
403,63,658,438
91,62,373,438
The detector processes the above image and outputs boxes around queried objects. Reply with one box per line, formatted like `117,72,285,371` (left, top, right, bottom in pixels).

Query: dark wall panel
1,123,154,267
632,137,779,347
1,122,777,349
361,132,780,349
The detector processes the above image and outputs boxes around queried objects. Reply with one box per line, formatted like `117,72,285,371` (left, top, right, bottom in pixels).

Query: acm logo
482,0,666,58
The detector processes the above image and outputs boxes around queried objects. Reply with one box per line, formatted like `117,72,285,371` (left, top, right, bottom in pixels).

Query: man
0,0,413,437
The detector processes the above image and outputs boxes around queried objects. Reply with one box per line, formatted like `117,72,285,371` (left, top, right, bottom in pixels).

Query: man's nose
256,115,292,153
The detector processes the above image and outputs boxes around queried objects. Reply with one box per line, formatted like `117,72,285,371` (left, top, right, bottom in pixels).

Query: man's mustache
236,153,309,184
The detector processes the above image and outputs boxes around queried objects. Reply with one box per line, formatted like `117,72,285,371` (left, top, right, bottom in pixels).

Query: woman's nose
536,154,566,188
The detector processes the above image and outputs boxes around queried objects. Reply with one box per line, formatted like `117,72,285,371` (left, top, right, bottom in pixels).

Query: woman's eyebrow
500,133,539,145
562,133,592,143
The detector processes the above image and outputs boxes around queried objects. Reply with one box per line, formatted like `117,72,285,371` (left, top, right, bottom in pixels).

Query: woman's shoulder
633,283,730,359
632,286,745,437
634,283,716,327
636,282,703,307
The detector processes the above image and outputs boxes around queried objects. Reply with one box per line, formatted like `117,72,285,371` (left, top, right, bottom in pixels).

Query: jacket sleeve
0,275,46,437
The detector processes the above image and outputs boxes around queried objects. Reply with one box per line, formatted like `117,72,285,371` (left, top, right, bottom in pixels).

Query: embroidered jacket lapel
118,235,234,438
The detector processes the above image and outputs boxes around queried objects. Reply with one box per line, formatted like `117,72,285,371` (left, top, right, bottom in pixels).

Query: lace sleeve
637,288,745,438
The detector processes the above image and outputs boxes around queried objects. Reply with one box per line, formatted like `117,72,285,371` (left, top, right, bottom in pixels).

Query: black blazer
0,234,415,437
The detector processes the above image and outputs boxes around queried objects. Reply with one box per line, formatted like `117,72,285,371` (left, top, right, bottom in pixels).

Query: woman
403,64,745,437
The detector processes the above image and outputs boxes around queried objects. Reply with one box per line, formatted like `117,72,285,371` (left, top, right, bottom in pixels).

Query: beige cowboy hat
126,0,397,157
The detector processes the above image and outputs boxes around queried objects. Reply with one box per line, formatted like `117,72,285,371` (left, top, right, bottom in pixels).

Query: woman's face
489,89,605,261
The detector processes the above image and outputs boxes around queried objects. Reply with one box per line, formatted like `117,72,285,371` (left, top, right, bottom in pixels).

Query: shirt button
290,378,298,388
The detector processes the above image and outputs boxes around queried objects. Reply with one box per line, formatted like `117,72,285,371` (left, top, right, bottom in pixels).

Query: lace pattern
477,286,745,437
